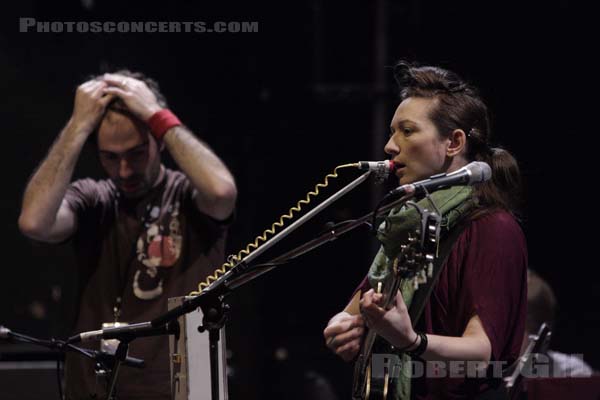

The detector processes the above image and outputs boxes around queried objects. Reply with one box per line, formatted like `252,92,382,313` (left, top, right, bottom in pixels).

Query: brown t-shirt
63,168,228,400
354,210,527,399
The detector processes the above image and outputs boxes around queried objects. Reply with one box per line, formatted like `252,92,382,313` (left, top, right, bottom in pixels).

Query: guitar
347,205,440,400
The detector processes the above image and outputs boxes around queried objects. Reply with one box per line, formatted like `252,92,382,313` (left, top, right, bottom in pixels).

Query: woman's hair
393,61,522,216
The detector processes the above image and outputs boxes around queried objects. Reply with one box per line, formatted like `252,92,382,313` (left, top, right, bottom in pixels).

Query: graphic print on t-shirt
133,201,183,300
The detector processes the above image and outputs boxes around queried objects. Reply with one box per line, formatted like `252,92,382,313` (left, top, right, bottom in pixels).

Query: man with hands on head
19,71,237,399
324,62,527,399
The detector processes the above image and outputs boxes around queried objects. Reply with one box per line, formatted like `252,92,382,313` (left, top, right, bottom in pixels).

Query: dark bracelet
396,333,419,353
407,332,428,358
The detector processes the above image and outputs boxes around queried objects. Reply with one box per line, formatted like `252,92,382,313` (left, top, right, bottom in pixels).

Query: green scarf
367,185,475,400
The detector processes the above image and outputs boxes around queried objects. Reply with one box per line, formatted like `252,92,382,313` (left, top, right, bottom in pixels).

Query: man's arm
162,126,237,220
18,80,113,243
102,74,237,220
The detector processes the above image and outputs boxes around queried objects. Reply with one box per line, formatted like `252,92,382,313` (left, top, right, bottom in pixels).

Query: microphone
1,325,145,368
67,321,179,344
95,350,146,369
357,160,397,183
387,161,491,197
0,325,11,339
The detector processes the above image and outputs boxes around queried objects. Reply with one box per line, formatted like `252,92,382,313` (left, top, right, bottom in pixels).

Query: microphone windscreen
467,161,492,183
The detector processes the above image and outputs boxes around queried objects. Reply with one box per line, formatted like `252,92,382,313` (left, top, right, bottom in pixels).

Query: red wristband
147,109,182,140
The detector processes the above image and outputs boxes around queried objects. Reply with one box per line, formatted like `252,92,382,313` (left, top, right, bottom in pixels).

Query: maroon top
354,210,528,399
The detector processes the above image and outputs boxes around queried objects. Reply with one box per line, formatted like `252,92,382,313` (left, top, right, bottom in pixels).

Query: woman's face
385,97,451,185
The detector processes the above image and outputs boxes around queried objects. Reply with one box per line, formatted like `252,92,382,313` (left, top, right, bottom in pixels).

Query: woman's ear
447,129,467,157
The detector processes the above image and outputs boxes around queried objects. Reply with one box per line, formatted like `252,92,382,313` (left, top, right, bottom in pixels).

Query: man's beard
115,176,149,198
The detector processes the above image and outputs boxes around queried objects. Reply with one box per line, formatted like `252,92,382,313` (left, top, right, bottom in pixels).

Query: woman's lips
394,163,406,176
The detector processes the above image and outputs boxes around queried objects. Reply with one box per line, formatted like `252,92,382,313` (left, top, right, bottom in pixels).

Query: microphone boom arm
152,170,373,327
226,192,415,290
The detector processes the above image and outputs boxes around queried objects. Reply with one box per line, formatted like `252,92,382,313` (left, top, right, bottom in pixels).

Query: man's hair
527,269,557,334
89,69,168,147
95,69,168,111
393,61,522,216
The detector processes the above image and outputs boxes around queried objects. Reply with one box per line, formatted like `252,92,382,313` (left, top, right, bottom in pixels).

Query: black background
1,1,594,399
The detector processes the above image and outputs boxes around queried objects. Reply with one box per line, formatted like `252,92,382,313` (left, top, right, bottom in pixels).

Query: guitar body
351,290,401,400
352,337,399,400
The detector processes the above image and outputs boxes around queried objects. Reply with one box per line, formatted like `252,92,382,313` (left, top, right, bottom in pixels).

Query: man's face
384,97,450,185
97,111,161,199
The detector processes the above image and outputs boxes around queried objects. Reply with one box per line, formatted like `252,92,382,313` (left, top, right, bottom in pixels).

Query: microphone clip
357,160,396,184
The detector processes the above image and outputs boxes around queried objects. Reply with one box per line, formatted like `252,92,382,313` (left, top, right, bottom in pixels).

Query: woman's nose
384,136,399,156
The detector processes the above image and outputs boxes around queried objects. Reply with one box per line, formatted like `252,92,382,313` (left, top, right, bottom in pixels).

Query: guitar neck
358,279,404,359
360,329,378,360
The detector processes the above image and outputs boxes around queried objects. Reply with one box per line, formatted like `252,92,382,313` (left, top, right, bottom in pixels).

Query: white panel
169,296,228,400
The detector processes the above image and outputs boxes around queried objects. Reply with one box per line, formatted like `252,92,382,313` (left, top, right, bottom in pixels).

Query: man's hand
323,312,365,362
70,79,114,135
102,74,162,121
360,289,417,350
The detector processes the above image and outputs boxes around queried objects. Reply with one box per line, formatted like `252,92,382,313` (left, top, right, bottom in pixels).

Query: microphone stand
150,172,414,400
101,321,179,400
152,171,374,328
106,339,128,400
151,171,374,400
0,327,146,369
0,326,146,400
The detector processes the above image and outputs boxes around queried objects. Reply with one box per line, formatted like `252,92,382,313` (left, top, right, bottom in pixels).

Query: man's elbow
18,213,69,243
209,181,237,220
216,180,238,205
215,182,237,214
18,213,41,239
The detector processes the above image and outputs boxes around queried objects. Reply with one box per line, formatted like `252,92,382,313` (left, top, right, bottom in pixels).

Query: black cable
241,218,374,271
4,328,145,400
56,357,63,400
371,192,414,236
4,332,64,400
7,331,42,346
246,261,289,270
371,195,390,235
50,338,65,400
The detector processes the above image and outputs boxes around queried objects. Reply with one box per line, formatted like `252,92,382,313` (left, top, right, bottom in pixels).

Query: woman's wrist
407,332,428,358
396,331,419,352
406,332,421,352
